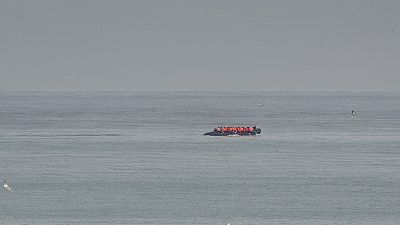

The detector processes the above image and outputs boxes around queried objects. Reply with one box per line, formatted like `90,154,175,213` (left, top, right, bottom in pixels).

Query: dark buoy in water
352,110,356,117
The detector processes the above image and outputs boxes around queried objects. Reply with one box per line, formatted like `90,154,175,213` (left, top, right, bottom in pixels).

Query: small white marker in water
3,180,12,192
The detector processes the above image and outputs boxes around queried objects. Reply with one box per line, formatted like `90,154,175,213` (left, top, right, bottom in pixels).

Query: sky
0,0,399,91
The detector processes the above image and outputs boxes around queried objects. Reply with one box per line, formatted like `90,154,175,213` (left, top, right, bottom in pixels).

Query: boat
203,126,261,136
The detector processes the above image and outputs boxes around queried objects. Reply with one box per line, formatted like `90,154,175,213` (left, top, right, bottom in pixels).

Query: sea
0,91,399,225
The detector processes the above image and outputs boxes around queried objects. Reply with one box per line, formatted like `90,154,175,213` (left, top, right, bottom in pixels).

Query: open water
0,91,399,225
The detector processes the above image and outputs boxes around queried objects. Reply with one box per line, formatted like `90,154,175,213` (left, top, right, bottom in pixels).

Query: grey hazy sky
1,0,399,91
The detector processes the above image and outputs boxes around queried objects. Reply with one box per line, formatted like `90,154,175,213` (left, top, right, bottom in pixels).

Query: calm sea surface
0,91,399,225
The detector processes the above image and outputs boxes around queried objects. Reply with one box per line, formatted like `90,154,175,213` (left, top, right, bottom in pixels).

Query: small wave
12,133,122,138
62,134,122,137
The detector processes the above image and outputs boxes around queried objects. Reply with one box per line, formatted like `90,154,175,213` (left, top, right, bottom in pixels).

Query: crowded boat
204,125,261,136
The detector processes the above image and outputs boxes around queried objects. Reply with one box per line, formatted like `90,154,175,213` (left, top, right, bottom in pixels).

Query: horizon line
0,89,399,93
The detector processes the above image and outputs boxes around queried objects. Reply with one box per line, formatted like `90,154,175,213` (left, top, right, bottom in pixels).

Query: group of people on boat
214,126,257,133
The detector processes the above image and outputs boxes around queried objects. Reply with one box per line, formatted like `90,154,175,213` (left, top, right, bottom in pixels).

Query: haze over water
1,91,399,225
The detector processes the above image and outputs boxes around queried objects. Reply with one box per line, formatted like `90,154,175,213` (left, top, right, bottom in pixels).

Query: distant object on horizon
352,110,356,117
3,180,12,192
